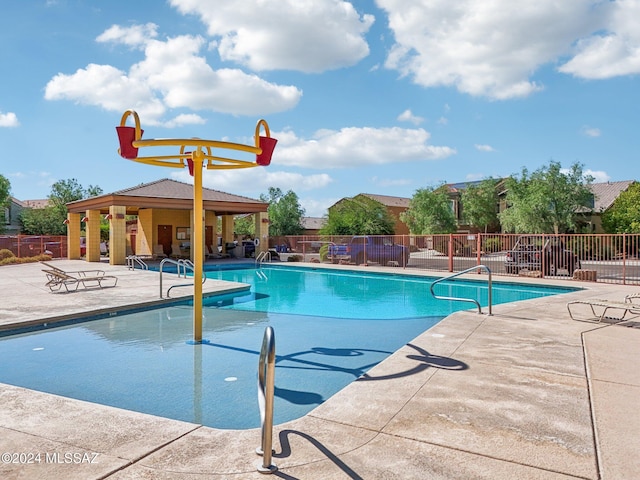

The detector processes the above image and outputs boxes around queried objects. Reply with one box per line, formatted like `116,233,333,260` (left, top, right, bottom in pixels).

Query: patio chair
170,244,184,259
41,262,118,292
205,244,221,259
153,244,168,259
566,294,640,323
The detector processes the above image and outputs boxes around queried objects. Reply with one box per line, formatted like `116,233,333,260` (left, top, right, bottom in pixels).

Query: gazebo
65,178,269,265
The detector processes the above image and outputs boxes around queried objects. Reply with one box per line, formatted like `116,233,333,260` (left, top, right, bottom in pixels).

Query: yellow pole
193,149,204,342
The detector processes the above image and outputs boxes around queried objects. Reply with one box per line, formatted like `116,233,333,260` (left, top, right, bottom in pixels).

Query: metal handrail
255,250,272,266
430,265,492,315
126,255,148,270
256,326,277,474
159,258,206,298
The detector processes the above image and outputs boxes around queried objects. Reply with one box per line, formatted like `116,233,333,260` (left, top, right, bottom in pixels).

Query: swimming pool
0,265,575,429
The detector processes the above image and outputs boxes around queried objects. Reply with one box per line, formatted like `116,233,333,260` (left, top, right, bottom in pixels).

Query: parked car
505,236,581,276
328,236,409,265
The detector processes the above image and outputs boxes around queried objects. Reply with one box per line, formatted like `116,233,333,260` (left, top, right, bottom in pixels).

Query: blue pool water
0,266,574,429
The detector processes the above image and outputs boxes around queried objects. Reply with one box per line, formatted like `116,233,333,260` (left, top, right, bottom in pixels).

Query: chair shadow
357,343,468,382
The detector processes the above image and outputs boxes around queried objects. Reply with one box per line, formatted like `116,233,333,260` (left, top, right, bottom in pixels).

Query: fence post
623,233,627,286
448,234,453,272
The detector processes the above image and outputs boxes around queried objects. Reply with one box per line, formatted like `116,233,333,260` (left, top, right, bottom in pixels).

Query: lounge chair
205,244,220,259
170,244,184,259
153,244,168,259
41,262,118,292
566,294,640,323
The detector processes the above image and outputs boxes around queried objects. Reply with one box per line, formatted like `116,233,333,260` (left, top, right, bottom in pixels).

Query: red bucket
116,126,143,159
256,136,277,166
186,155,194,176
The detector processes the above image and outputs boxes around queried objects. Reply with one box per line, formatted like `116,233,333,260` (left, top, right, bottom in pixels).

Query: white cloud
559,0,640,79
45,63,167,122
397,109,424,125
44,27,302,123
581,126,602,138
584,169,610,183
169,0,374,73
300,197,338,217
96,23,159,48
0,111,19,127
273,126,456,168
474,144,495,152
162,114,207,128
377,0,621,99
172,167,333,197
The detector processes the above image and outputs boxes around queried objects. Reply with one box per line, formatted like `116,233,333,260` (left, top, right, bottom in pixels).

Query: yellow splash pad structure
116,110,277,342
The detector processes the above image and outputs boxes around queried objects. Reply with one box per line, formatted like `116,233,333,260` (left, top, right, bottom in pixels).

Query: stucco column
66,213,82,259
85,210,101,262
256,212,269,254
137,209,153,257
109,206,127,265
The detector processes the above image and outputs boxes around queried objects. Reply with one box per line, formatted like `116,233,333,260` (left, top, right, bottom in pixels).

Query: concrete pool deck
0,260,638,479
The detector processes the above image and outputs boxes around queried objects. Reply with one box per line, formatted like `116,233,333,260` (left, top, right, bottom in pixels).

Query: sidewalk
0,260,638,479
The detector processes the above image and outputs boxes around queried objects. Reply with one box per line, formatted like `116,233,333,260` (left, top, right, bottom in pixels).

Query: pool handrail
159,258,206,298
255,250,271,267
256,326,277,473
126,255,149,270
430,265,493,315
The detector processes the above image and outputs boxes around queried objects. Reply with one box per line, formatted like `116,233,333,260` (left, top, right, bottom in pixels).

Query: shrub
319,244,329,262
0,249,15,260
0,253,51,266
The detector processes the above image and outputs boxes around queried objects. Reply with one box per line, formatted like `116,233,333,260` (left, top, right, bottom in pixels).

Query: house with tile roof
330,180,636,235
582,180,636,232
2,197,49,235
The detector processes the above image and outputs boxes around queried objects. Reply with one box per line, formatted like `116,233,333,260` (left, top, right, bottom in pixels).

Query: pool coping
1,260,638,479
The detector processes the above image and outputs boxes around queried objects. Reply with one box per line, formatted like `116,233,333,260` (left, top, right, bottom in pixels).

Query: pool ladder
126,255,149,270
158,258,206,298
255,250,272,267
256,326,277,474
430,265,493,315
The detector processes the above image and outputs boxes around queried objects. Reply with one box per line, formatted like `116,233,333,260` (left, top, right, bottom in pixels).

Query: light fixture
104,214,113,220
62,219,70,225
81,216,89,223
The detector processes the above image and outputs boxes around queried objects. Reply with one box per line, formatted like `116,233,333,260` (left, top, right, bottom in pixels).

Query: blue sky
1,0,638,217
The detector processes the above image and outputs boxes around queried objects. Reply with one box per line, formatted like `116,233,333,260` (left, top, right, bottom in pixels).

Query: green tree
234,214,255,237
0,174,10,234
601,182,640,233
19,206,67,235
260,187,305,236
400,185,457,234
460,178,500,233
320,195,395,235
19,179,103,235
499,161,593,234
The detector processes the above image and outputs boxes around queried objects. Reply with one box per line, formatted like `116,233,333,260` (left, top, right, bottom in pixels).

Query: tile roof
111,178,263,203
589,180,635,212
359,193,411,208
301,217,326,230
